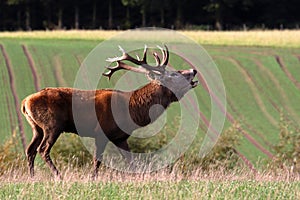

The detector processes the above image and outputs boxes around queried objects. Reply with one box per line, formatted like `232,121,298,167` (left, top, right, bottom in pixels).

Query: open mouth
190,69,198,88
191,79,199,88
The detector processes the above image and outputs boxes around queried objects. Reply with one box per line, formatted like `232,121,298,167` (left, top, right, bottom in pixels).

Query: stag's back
21,88,75,131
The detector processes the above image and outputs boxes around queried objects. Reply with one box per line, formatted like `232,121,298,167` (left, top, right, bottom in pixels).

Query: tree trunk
25,3,31,30
175,0,182,29
58,6,63,29
215,2,223,30
46,6,51,30
160,7,165,27
124,6,131,28
17,8,21,30
92,0,97,28
141,5,146,27
75,5,79,29
108,0,113,29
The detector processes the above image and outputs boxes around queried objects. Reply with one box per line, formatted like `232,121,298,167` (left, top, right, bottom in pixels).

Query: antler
103,45,169,79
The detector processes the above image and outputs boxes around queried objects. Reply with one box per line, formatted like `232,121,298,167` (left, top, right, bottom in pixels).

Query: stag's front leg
114,140,133,164
92,134,108,179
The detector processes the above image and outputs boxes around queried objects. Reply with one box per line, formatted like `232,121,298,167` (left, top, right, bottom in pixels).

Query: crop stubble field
0,30,299,198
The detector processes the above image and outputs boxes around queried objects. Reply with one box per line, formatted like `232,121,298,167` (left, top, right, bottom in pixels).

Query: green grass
0,181,298,200
0,163,299,200
0,174,299,200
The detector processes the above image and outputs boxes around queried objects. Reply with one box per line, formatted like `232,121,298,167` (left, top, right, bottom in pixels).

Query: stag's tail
21,99,27,115
21,97,38,127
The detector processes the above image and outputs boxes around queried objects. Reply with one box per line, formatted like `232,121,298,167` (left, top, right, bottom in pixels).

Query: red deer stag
21,45,198,179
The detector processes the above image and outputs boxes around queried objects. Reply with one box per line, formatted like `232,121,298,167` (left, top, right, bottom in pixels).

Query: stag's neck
129,81,174,127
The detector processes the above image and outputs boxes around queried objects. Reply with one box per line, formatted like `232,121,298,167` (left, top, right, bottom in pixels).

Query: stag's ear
146,71,159,81
146,72,154,80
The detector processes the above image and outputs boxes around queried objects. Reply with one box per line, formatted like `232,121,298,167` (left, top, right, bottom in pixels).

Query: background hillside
1,31,299,167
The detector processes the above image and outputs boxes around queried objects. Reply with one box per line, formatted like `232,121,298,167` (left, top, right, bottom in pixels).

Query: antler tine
157,45,169,67
103,61,148,80
104,45,171,79
118,45,126,54
163,45,169,66
141,45,168,73
141,45,147,62
105,45,126,63
153,52,161,66
102,65,121,80
104,45,150,79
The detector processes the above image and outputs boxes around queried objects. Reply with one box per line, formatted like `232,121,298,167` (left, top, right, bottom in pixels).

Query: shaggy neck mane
129,81,174,127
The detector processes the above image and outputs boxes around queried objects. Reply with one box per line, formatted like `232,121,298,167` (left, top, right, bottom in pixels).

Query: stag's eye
170,73,179,77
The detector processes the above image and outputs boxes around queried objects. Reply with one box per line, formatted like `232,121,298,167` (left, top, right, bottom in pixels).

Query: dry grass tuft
1,159,299,184
182,30,300,48
1,157,299,199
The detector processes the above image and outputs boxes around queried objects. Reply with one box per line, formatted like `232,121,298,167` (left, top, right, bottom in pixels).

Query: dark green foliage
128,116,179,153
0,130,26,175
1,0,299,30
1,117,299,174
0,132,93,174
199,122,242,170
270,112,300,173
51,133,93,169
173,122,242,174
129,118,242,172
0,121,242,174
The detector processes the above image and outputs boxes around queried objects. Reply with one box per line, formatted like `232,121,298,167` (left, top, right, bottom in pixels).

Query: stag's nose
192,69,197,76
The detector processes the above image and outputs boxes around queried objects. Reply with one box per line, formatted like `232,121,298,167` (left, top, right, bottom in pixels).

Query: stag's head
103,45,198,99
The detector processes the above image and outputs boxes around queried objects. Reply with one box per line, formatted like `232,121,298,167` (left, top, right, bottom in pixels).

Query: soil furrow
217,56,272,146
275,55,300,90
273,55,300,123
213,56,273,158
1,69,17,133
226,97,273,148
183,95,218,140
53,55,67,87
211,56,273,147
5,93,16,133
228,57,278,126
0,44,27,151
253,58,299,119
179,56,257,168
74,54,92,89
179,55,233,122
235,150,257,172
21,45,40,91
239,129,272,158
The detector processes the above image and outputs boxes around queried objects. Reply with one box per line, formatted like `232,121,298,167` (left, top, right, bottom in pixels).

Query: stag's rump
21,88,77,132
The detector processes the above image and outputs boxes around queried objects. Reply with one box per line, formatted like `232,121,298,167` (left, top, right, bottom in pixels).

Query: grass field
1,179,298,199
0,166,299,199
0,30,299,198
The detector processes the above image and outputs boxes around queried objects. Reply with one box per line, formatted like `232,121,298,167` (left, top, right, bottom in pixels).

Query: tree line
1,0,299,31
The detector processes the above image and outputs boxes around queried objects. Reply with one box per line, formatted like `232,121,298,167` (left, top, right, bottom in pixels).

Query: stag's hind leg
26,124,43,177
37,127,62,179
